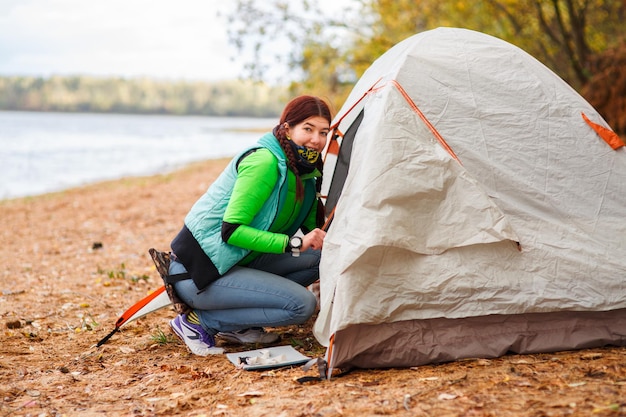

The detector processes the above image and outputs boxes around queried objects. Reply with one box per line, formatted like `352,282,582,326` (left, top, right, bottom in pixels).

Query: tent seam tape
390,80,461,163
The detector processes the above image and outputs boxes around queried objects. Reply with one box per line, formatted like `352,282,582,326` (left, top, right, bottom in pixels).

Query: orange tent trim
582,112,625,150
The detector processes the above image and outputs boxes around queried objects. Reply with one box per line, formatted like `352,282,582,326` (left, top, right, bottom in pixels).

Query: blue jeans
170,250,319,335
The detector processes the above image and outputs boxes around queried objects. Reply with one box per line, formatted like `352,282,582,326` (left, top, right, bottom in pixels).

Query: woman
168,95,331,355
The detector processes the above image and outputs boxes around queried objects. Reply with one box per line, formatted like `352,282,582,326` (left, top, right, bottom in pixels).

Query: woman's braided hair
274,95,332,228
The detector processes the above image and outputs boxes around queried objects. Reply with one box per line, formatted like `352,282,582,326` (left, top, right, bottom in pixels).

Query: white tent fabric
314,28,626,372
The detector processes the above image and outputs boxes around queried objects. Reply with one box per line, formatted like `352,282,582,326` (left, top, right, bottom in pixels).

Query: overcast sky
0,0,353,82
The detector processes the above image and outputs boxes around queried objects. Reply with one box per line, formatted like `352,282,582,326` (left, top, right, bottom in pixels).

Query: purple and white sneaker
170,314,224,356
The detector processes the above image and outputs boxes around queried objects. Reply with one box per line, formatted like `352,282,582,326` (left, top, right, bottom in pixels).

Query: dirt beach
1,159,624,417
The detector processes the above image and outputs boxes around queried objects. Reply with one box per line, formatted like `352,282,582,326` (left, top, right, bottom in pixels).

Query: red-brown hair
274,95,332,228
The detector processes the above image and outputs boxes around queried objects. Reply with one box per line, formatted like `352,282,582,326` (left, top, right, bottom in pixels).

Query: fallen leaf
581,353,603,360
6,320,22,329
438,393,458,401
403,394,411,410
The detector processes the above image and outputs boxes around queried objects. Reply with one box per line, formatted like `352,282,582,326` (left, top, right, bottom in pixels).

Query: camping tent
314,27,626,375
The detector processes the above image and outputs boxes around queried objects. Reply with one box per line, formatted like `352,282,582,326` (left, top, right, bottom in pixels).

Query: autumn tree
225,0,625,131
481,0,625,88
223,0,357,108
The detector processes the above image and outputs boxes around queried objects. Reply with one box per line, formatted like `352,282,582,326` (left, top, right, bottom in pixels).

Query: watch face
290,236,302,248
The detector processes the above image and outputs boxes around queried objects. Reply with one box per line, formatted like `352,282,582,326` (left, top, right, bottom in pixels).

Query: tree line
0,76,288,118
1,1,623,133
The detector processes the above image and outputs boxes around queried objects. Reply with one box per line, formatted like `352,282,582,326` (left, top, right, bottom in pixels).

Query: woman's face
284,116,330,152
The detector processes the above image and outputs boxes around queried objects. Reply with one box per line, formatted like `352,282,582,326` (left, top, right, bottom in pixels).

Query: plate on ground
225,345,311,370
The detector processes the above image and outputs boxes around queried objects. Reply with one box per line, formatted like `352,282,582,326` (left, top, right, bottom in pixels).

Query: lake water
0,111,277,200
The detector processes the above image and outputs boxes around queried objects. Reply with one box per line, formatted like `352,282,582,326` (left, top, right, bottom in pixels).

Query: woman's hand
302,228,326,251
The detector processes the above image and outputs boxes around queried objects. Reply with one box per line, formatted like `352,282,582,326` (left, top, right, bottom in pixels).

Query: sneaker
218,327,280,344
170,314,224,356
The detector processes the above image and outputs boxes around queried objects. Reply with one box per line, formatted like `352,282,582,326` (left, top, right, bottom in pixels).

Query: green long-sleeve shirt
224,148,318,263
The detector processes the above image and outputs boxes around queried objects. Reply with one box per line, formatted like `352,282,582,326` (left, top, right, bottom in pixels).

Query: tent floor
330,308,626,371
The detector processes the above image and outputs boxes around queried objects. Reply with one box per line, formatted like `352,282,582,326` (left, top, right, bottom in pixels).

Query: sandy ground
1,159,625,417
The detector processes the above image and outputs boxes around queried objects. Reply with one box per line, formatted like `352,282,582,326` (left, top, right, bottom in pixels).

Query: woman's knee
291,290,317,324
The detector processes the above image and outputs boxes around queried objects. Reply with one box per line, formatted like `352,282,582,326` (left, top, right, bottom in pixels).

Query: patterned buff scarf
289,141,319,174
273,125,320,174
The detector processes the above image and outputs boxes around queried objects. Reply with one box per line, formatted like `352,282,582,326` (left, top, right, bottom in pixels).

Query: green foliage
96,263,150,284
78,311,99,332
151,327,175,345
0,76,288,117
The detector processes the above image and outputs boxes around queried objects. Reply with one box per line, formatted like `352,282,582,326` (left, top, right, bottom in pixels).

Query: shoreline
0,158,231,204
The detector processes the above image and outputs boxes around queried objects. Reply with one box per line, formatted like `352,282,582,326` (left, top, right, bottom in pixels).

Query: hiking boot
170,314,224,356
218,327,280,345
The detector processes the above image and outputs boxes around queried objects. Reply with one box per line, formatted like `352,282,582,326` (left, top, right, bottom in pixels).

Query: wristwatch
289,236,303,257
